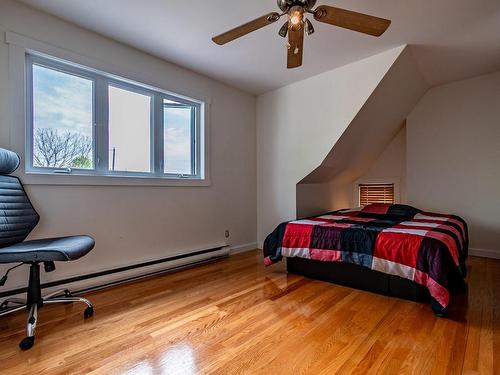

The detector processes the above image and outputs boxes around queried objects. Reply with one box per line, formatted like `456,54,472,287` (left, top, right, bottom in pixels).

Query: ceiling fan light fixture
290,13,301,26
305,19,315,35
278,21,289,38
289,6,304,28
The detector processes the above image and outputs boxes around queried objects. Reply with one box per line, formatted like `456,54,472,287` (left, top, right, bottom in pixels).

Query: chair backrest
0,148,39,249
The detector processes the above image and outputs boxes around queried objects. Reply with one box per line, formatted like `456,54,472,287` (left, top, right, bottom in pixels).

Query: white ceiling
19,0,500,94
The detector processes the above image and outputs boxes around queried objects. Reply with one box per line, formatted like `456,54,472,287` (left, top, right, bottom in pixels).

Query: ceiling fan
212,0,391,69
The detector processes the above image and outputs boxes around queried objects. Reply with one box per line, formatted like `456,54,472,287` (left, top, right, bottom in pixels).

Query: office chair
0,147,95,350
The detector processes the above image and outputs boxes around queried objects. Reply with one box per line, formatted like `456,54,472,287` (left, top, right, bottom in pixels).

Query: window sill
18,171,211,187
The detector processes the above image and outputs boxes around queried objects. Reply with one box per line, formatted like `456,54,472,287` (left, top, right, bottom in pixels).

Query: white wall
407,72,500,257
296,178,354,219
0,0,257,290
297,125,408,216
257,46,405,246
356,125,407,205
296,181,334,219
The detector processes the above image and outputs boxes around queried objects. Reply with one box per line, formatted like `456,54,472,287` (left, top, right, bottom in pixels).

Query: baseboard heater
0,245,229,299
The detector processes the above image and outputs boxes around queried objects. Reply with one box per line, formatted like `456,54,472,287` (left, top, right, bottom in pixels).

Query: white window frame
352,177,401,207
6,31,210,187
26,53,203,180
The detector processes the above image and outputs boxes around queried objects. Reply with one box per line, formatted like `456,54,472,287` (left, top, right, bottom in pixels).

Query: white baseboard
1,245,230,299
230,242,258,255
469,247,500,260
1,244,261,300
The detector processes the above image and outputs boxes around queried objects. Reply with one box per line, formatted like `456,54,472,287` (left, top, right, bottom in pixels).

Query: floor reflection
120,344,196,375
121,361,154,375
157,343,197,375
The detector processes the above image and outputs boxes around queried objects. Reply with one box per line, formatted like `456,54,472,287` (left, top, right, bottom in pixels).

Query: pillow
361,203,392,214
387,204,420,218
361,203,420,218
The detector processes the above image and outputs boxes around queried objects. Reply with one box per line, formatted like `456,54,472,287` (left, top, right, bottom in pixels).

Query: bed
263,203,468,316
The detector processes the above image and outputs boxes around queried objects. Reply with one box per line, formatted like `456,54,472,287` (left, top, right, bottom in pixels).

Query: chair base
0,292,94,350
0,263,93,350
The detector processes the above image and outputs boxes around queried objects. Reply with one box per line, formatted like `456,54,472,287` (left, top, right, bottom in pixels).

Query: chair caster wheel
84,306,94,319
19,336,35,350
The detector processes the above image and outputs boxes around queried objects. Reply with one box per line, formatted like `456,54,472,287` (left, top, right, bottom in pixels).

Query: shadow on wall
294,45,428,219
296,122,409,218
296,180,348,219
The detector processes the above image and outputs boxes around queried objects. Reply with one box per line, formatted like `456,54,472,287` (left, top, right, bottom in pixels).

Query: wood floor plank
0,251,498,374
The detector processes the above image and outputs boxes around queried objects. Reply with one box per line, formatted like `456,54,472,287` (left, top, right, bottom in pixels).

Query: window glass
108,86,151,173
164,99,194,175
32,64,93,169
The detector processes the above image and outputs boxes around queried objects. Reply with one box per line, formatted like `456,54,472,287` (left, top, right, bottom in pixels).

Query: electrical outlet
225,230,230,238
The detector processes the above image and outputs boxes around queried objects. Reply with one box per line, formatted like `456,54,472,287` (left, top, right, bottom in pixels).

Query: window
359,184,395,206
163,99,197,175
108,85,152,173
32,64,94,170
27,54,203,180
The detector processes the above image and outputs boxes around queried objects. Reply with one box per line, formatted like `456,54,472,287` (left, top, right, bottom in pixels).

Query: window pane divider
153,95,164,176
95,77,109,173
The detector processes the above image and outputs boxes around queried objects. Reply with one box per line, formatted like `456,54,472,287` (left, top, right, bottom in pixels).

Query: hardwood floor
0,251,498,374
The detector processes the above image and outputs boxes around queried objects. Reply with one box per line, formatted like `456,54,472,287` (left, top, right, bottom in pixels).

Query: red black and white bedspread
263,204,468,311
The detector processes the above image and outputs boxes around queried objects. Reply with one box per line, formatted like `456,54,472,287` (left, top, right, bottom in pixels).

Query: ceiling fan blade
287,25,304,69
212,12,281,45
313,5,391,37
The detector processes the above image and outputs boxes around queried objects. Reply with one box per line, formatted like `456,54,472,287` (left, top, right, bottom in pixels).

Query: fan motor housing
277,0,317,12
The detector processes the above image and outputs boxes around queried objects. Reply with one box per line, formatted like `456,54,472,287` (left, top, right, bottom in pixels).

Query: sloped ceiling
301,46,429,185
257,46,405,243
17,0,500,94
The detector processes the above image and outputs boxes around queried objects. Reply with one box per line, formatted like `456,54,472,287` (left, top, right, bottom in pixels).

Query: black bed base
286,257,444,313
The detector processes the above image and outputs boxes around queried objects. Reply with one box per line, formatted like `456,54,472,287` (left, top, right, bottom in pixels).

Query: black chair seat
0,236,95,263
